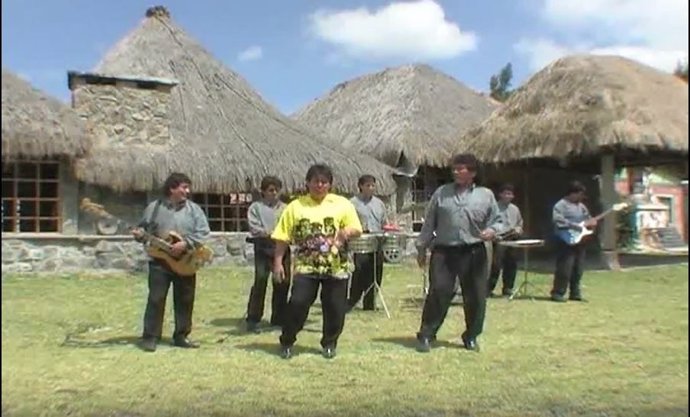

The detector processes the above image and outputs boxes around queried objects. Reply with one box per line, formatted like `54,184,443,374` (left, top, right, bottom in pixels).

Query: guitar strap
145,199,163,235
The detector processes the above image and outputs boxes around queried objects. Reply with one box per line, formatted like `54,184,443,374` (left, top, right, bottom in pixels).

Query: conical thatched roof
461,55,689,164
73,6,394,194
293,64,499,172
2,69,91,160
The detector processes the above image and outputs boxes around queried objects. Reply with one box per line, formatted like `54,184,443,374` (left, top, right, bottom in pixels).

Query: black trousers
348,251,384,310
142,261,196,341
551,240,586,298
487,242,518,295
279,274,349,349
417,243,488,341
246,246,291,325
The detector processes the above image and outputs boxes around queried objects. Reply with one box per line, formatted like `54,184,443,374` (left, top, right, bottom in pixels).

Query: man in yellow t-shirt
272,164,363,360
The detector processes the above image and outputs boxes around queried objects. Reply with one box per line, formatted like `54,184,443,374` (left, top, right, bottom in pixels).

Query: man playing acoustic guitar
551,181,597,302
132,172,211,352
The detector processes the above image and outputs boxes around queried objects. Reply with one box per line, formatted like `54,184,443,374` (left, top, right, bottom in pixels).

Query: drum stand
509,246,536,301
361,251,391,318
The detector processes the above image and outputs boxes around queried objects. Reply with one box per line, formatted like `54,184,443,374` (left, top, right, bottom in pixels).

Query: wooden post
600,154,620,270
522,165,530,236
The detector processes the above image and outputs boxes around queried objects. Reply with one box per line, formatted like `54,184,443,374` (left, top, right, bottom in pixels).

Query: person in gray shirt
245,176,290,332
488,183,524,297
551,181,597,302
132,172,211,352
415,154,503,353
347,175,388,311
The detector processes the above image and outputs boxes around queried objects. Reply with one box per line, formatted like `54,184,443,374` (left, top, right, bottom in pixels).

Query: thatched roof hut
461,55,689,165
293,64,499,173
72,6,395,195
2,69,91,160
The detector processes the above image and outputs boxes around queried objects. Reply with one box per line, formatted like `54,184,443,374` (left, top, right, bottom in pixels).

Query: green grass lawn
2,262,688,417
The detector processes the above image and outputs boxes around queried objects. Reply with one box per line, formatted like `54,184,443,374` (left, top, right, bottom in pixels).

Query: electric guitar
555,202,629,246
80,198,214,276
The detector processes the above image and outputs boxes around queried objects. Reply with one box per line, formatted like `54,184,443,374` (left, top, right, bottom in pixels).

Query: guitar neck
108,215,173,251
592,208,615,222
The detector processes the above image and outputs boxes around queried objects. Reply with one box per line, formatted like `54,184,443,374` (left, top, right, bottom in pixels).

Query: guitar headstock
80,198,114,220
612,202,630,212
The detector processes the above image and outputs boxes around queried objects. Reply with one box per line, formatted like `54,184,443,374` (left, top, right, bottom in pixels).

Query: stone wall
1,233,421,275
1,234,254,275
72,84,171,147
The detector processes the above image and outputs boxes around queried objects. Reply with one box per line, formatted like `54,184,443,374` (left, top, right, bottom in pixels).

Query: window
191,192,252,232
656,195,675,225
2,160,61,233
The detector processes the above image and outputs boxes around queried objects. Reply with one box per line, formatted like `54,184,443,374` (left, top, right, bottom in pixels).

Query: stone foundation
1,233,254,275
1,233,422,275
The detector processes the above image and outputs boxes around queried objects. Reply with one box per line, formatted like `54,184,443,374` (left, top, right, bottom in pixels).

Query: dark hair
498,183,514,193
450,153,479,172
566,180,587,195
358,175,376,187
162,172,191,196
306,164,333,184
260,175,282,191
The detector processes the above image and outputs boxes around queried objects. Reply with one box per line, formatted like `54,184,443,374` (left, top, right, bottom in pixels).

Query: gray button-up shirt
139,198,211,248
248,199,286,237
416,183,503,249
498,202,523,231
350,195,387,233
552,198,591,232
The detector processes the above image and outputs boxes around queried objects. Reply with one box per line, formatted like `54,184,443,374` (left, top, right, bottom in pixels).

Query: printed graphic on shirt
292,217,349,276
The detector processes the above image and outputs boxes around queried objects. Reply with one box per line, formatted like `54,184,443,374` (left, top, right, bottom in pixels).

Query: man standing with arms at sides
245,176,290,333
271,164,363,360
551,181,597,302
347,175,388,312
132,172,211,352
487,183,524,298
415,154,503,353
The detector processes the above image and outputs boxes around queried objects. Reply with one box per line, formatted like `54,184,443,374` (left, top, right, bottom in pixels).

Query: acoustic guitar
80,198,214,276
555,202,629,246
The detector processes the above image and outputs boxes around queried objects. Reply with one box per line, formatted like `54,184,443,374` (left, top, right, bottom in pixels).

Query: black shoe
461,335,480,352
279,345,293,359
569,294,588,302
416,338,431,353
550,294,567,303
488,292,499,298
140,338,157,352
246,322,261,333
173,338,200,349
502,289,514,298
322,346,337,359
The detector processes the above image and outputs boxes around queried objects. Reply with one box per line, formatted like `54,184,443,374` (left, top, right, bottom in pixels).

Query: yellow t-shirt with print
271,193,363,278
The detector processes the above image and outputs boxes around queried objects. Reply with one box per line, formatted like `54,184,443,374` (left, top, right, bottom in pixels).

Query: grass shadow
60,335,158,352
371,336,458,350
235,342,322,357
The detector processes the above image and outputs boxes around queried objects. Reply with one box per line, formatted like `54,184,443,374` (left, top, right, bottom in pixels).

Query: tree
674,60,688,82
489,63,513,102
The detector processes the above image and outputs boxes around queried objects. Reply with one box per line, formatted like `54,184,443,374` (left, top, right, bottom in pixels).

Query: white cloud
237,46,263,62
308,0,477,61
515,0,688,72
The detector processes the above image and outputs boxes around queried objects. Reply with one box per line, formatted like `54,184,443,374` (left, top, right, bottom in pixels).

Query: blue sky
2,0,687,114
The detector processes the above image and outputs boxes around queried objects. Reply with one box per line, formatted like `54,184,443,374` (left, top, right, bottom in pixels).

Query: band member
551,181,597,302
245,176,290,333
487,183,523,297
272,164,363,359
132,173,211,352
415,154,502,353
347,175,387,311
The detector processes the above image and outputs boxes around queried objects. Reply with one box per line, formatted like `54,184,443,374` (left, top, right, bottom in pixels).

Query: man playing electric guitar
550,181,597,302
132,172,211,352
